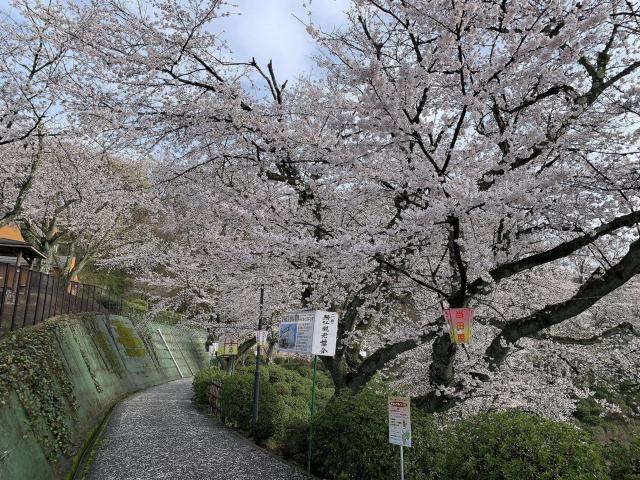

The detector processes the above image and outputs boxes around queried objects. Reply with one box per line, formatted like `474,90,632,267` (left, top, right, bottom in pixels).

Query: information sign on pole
255,330,268,347
388,396,412,447
208,342,219,355
278,310,339,472
278,310,338,356
389,396,411,480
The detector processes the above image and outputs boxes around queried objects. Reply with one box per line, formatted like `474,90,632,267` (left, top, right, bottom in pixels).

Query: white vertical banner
255,330,268,347
311,311,338,356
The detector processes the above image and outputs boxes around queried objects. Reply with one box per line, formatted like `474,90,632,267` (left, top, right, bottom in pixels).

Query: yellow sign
219,335,238,356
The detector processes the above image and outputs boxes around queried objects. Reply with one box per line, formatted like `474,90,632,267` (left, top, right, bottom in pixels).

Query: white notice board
388,396,412,447
278,310,338,356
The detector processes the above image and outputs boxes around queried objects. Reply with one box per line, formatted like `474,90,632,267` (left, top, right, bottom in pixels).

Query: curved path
87,379,312,480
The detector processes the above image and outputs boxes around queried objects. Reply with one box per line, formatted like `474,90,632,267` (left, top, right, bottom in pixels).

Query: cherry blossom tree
0,0,77,227
18,0,639,415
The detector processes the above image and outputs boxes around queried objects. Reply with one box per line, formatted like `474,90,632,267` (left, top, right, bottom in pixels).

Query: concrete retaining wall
0,314,210,479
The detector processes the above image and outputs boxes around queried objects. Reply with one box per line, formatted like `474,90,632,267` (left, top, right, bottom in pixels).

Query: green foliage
79,266,129,297
313,385,439,480
575,397,605,426
195,360,333,462
0,321,78,460
197,361,638,480
192,367,226,404
313,389,609,480
220,372,287,441
441,410,608,480
601,431,640,480
153,310,184,325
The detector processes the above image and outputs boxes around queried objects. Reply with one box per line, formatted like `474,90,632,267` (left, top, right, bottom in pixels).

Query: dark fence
208,380,223,419
0,261,128,340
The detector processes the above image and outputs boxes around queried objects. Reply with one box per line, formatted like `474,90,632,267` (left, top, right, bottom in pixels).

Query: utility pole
251,285,265,430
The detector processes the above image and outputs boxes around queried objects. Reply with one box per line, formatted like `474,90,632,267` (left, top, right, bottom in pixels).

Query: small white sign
208,343,219,355
278,310,338,357
255,330,268,347
388,396,412,447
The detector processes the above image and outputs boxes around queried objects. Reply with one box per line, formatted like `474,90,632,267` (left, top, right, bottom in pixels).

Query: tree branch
486,236,640,367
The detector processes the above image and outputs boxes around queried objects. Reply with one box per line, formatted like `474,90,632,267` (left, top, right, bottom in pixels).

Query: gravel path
87,378,313,480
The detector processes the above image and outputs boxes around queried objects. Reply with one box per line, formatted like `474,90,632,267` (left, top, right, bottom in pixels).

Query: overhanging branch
486,236,640,367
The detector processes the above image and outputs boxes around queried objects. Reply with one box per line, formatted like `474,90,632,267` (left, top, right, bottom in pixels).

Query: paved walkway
87,379,312,480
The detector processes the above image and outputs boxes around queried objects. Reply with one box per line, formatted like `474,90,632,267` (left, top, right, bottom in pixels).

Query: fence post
0,264,9,330
42,272,51,323
32,271,43,325
21,269,34,328
79,284,86,312
65,279,71,314
53,276,61,316
10,272,22,332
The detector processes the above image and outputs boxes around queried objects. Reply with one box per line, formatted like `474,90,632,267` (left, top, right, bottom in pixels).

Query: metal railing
0,261,128,340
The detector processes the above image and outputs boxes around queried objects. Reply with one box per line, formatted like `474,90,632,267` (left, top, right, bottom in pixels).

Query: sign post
388,396,412,480
251,285,265,430
278,310,338,473
306,354,318,472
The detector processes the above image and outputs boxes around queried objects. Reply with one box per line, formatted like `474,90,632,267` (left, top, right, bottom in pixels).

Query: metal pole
158,328,183,378
400,444,405,480
173,333,193,376
306,354,318,472
251,285,265,430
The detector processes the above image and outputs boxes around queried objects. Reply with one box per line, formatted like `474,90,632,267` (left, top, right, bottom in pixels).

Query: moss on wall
112,319,146,358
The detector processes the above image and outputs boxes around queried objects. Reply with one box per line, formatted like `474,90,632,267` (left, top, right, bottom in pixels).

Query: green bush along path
195,360,640,480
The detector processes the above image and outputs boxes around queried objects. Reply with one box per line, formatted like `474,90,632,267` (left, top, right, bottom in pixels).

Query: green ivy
0,321,78,460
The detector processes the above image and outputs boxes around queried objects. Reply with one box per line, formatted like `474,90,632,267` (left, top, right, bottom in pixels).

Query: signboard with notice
278,310,338,357
388,396,412,447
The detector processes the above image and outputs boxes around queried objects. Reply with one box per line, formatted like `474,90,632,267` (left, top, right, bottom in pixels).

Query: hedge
192,363,333,462
312,387,610,480
193,364,633,480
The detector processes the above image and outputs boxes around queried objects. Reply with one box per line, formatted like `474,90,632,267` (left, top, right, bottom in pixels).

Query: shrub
312,385,440,480
220,372,288,442
192,367,226,404
440,410,608,480
602,431,640,479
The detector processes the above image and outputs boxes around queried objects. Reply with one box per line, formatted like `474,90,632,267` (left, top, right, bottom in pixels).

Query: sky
0,0,351,82
214,0,350,82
